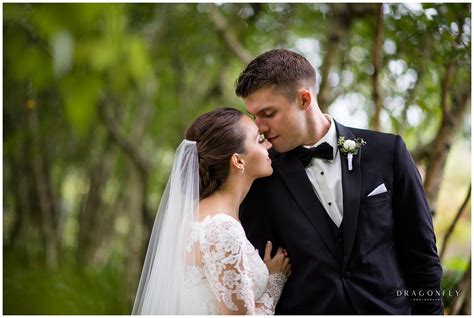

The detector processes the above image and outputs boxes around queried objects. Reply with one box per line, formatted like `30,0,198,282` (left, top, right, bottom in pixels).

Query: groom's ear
297,88,312,110
230,153,245,170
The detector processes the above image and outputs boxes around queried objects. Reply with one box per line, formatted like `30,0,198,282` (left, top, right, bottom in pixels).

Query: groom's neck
301,111,331,147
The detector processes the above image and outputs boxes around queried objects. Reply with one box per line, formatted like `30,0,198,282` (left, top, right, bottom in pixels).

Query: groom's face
243,86,306,153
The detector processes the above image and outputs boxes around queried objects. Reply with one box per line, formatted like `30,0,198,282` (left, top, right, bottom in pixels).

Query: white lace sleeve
200,215,287,315
200,215,256,314
255,272,287,315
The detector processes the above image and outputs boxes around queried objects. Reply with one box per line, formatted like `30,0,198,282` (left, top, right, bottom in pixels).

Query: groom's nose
255,118,269,133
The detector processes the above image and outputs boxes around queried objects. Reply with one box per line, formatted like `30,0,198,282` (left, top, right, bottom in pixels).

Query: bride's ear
230,153,245,172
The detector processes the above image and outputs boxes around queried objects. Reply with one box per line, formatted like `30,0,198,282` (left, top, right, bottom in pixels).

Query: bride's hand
263,241,292,278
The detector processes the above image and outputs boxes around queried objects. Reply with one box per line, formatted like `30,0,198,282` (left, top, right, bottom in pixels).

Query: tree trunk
423,89,470,214
26,100,59,270
318,5,350,112
125,163,145,307
318,4,375,112
8,140,40,264
76,137,116,267
423,17,470,213
370,4,384,131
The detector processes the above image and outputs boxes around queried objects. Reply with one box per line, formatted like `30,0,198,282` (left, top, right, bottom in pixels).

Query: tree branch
208,4,252,64
318,5,350,112
98,97,154,233
98,97,150,179
318,4,375,111
406,36,432,108
440,20,464,116
440,183,471,260
440,62,455,116
318,29,342,112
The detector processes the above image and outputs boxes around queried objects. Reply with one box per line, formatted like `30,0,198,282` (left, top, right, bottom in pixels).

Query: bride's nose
265,140,272,149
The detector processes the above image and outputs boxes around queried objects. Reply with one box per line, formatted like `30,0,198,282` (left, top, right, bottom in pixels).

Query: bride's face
239,116,273,178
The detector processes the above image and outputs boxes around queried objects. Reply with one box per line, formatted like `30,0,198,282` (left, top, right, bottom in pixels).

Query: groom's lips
266,135,278,143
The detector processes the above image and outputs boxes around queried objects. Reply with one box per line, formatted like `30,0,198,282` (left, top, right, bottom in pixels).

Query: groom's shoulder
345,125,399,148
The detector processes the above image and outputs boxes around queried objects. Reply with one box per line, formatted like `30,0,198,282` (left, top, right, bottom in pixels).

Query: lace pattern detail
185,214,287,315
255,273,287,314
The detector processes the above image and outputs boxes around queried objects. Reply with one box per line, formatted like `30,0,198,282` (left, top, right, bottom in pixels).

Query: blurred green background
3,3,471,314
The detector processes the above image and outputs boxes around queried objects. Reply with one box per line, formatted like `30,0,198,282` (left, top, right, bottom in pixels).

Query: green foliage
441,256,469,308
4,249,129,314
60,74,102,136
3,3,470,314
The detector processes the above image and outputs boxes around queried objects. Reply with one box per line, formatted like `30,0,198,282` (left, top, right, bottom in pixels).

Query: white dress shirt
304,115,344,227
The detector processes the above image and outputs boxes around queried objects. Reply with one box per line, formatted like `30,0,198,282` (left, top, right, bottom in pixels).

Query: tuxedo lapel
335,121,362,269
275,155,339,261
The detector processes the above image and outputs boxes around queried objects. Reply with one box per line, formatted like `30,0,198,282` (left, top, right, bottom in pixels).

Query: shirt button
328,202,332,206
320,171,324,175
344,271,351,279
337,237,343,244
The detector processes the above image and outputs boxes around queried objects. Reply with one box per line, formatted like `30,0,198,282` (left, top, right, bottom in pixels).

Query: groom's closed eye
258,108,276,118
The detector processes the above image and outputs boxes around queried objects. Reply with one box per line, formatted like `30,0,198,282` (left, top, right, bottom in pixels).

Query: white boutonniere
337,137,366,171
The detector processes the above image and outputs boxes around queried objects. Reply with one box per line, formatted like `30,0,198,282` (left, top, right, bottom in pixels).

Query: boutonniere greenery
337,137,366,171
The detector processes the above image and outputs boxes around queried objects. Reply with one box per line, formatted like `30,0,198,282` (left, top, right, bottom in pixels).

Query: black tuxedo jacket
240,121,443,314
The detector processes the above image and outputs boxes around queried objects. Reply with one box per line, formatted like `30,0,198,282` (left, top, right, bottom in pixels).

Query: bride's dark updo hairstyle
186,107,246,200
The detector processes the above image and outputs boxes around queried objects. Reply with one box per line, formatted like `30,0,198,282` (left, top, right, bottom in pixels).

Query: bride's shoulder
201,213,240,226
199,214,245,241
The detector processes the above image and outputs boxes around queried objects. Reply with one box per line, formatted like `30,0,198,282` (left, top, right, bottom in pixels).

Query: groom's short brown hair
235,49,317,101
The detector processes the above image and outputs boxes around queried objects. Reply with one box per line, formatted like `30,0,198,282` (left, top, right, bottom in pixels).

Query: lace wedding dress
182,213,286,315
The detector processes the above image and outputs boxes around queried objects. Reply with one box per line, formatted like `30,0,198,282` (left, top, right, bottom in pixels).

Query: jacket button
344,271,351,279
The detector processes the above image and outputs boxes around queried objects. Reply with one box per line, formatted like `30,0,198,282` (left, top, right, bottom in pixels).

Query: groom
236,49,444,314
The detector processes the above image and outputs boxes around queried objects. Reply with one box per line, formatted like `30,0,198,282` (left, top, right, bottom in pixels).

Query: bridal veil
132,140,199,314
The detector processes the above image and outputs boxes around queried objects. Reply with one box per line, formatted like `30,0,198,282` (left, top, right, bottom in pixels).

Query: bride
132,107,291,315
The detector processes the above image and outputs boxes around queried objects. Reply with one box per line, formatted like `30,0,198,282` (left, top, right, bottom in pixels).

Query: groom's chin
269,143,283,153
269,141,293,154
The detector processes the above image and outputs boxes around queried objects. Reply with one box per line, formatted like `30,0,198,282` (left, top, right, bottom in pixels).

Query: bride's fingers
277,247,284,255
264,241,272,262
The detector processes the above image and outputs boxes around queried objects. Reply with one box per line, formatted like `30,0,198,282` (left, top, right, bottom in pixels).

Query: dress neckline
199,213,240,224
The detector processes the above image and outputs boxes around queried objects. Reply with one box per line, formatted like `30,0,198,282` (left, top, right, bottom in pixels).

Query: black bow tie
291,142,334,167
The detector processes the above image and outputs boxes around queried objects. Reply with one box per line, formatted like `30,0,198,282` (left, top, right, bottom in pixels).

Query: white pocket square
367,183,387,197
